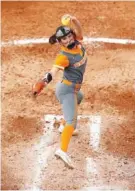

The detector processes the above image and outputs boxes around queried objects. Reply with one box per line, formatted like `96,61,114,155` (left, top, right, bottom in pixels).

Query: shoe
55,149,74,169
58,118,66,133
58,119,79,136
58,123,65,133
58,125,79,136
72,129,79,136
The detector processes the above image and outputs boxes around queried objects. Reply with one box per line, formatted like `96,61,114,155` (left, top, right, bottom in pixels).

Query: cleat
58,123,65,133
72,129,79,136
58,118,66,133
55,149,74,169
58,118,79,136
58,124,79,136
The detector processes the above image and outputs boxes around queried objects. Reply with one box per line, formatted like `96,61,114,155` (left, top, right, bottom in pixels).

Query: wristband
43,72,52,84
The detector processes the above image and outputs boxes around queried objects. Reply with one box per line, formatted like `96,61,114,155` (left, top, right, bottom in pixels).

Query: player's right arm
32,54,69,96
43,54,69,81
70,16,83,40
43,54,69,82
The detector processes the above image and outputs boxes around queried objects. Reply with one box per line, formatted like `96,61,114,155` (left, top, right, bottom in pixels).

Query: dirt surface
1,2,135,190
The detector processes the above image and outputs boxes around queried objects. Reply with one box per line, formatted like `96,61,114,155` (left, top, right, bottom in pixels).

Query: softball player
32,15,87,168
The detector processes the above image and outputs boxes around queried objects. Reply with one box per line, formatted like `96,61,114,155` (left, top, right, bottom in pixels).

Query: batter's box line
44,114,102,151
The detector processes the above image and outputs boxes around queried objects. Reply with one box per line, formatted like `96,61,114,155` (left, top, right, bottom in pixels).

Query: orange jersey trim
53,42,84,69
53,54,69,69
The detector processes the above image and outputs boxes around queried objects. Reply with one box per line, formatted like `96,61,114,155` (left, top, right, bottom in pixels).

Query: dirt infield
1,2,135,190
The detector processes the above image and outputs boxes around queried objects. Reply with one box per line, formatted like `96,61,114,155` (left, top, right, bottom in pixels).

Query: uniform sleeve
53,54,69,70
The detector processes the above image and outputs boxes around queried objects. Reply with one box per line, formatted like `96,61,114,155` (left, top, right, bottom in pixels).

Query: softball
61,14,71,26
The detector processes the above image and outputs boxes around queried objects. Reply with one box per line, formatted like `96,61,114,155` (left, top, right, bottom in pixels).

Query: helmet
49,26,75,44
55,26,73,40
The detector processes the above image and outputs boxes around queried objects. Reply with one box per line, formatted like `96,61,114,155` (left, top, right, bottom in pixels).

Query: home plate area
39,114,135,190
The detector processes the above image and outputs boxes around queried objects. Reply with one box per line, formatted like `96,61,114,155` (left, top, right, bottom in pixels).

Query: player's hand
61,14,77,26
32,79,47,97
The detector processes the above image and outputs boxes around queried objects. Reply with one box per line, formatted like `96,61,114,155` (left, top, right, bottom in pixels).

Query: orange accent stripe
62,79,82,89
61,45,83,55
62,79,72,86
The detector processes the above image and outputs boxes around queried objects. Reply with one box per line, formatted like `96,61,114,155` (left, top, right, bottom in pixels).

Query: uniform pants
55,81,83,129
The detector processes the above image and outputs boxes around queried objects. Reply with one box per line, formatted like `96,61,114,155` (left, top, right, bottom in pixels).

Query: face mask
67,41,76,49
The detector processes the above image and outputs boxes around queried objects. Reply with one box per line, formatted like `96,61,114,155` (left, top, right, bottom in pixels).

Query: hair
49,34,57,44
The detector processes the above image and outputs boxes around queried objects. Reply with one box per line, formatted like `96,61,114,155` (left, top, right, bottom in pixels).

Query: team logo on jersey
74,52,87,68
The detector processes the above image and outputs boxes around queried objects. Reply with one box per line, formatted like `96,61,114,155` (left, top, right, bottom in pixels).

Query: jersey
53,40,87,84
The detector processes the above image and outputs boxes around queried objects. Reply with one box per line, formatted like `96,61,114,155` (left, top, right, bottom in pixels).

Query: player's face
60,33,75,48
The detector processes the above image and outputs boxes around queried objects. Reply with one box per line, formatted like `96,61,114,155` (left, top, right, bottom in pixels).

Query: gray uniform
55,41,87,128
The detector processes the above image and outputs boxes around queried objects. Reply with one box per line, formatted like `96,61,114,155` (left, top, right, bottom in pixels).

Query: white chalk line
23,114,127,190
27,114,102,190
88,115,101,151
22,117,56,190
1,36,135,47
44,115,125,190
23,114,101,190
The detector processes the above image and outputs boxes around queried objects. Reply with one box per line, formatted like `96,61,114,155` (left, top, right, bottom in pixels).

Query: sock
61,124,74,152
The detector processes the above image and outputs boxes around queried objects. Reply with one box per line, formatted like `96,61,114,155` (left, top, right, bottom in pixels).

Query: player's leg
77,90,84,105
58,89,83,134
55,92,77,168
61,92,78,151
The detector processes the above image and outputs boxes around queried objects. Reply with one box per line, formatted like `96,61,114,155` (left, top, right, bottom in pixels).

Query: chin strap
42,72,52,84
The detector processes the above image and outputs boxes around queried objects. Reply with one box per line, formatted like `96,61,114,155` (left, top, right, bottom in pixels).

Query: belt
61,79,82,89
